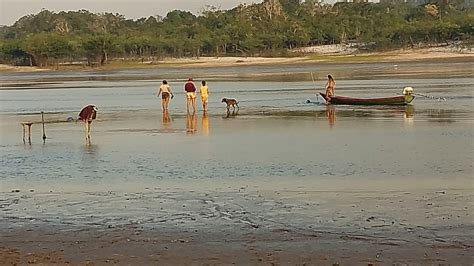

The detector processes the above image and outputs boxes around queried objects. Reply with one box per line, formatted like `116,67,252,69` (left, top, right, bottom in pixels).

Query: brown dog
221,98,239,112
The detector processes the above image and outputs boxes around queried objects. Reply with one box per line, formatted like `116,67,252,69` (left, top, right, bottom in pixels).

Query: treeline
0,0,472,67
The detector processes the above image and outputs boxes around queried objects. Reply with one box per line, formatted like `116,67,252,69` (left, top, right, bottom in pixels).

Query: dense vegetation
0,0,472,67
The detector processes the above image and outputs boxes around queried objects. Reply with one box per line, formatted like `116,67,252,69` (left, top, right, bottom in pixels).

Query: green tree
83,34,118,65
0,3,472,66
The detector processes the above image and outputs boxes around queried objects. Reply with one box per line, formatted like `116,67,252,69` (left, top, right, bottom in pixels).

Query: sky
0,0,264,26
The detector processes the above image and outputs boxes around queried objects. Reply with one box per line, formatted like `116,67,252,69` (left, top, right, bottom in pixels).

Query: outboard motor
403,86,414,95
402,87,415,104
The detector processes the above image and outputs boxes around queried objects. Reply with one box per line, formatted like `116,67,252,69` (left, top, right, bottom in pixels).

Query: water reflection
162,110,172,131
326,105,336,128
186,112,197,135
80,143,99,178
404,105,415,128
321,105,415,128
83,143,99,155
405,105,415,119
225,109,239,118
202,111,210,136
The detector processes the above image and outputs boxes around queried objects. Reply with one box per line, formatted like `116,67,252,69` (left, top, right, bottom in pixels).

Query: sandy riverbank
149,48,474,67
0,46,473,73
0,64,47,72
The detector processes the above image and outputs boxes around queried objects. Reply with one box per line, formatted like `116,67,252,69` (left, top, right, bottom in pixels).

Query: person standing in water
184,78,197,113
200,80,210,112
157,80,174,111
325,74,335,103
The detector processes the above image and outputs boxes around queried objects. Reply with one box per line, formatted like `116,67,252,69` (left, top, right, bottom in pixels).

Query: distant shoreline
0,47,472,73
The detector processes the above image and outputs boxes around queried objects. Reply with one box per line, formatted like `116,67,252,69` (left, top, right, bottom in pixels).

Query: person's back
185,81,196,92
185,78,197,113
200,85,208,97
200,80,210,111
158,80,173,111
160,84,171,94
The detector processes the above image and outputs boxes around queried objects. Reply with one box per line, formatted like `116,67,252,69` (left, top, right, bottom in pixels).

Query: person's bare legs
186,96,191,114
87,121,92,141
164,97,170,111
84,121,89,141
192,96,197,113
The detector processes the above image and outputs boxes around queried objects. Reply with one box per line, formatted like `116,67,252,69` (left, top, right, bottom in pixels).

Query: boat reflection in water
202,111,210,136
326,105,336,129
322,105,414,129
186,112,197,135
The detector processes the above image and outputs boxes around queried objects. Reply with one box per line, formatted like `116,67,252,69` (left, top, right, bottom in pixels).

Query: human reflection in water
186,112,197,135
162,110,172,131
83,142,99,154
326,105,336,128
404,105,414,119
81,143,99,175
404,105,415,128
202,111,210,136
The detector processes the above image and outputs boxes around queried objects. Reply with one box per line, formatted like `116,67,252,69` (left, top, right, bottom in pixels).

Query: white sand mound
292,44,358,55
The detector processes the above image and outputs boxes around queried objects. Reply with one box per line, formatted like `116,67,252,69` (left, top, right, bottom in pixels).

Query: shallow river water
1,61,472,189
0,60,472,245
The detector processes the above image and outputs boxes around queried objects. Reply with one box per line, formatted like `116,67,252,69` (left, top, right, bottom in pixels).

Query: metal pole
310,72,319,103
41,111,46,142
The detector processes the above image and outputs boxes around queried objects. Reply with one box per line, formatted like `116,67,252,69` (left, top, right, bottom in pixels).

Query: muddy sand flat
1,177,473,265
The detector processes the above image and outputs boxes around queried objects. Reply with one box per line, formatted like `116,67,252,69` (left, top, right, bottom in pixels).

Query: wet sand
1,177,473,265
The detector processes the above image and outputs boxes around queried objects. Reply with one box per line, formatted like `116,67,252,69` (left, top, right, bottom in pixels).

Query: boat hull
320,93,414,106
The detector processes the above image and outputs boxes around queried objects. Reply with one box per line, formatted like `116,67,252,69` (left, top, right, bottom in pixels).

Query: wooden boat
319,92,415,106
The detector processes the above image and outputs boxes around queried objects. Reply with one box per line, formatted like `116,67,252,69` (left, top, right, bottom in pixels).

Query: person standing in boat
325,74,336,103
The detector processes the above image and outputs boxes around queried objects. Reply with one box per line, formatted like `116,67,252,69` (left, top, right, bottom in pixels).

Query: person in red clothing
184,78,197,113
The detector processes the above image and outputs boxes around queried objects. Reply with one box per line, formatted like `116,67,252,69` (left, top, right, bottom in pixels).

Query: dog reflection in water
186,112,197,134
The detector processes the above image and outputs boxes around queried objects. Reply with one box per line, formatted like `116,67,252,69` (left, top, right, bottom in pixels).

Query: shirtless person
325,74,336,103
157,80,174,111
